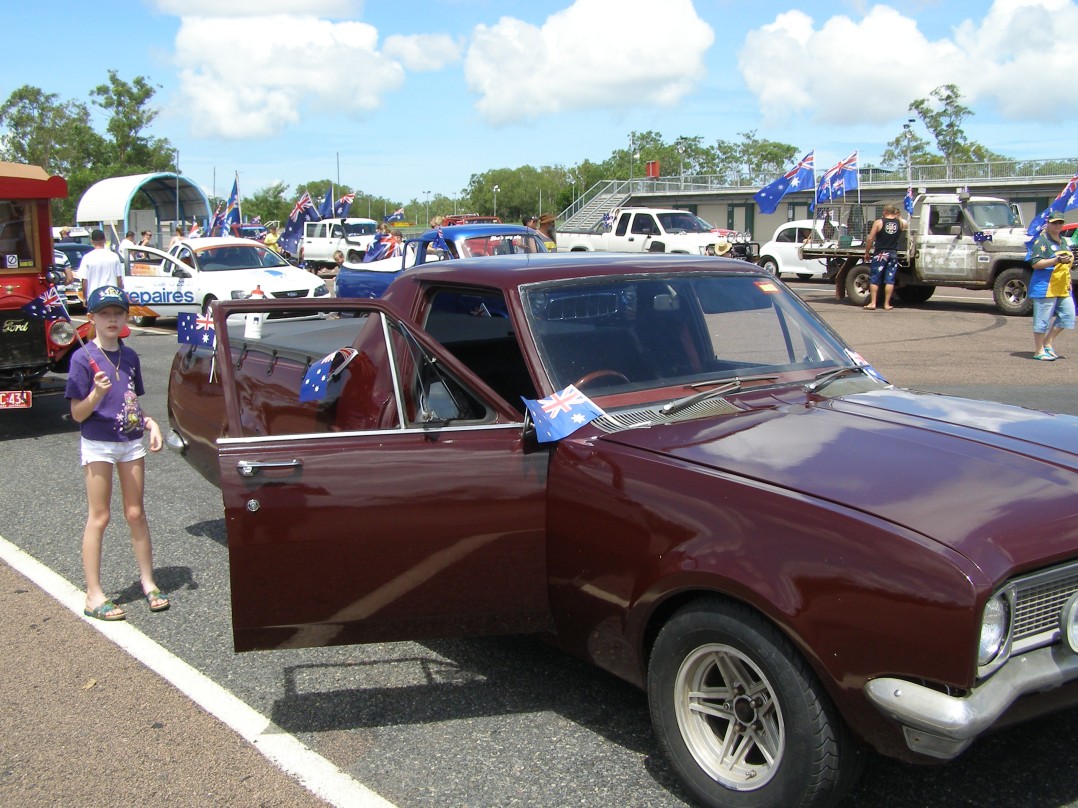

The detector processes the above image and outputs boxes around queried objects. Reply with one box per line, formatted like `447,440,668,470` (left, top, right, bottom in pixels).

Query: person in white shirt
118,230,137,261
69,229,123,301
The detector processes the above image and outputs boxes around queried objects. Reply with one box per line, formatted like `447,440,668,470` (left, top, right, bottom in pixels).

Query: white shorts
81,437,146,466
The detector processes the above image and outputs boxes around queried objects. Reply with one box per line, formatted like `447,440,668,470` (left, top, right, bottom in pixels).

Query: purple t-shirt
65,342,146,442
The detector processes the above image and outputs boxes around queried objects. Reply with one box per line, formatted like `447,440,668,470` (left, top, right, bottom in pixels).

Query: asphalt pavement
2,283,1078,808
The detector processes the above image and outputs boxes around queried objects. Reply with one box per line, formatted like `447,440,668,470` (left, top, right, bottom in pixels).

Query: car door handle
236,459,303,477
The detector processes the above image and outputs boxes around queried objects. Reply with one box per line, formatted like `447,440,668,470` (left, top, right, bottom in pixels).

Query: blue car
335,223,548,299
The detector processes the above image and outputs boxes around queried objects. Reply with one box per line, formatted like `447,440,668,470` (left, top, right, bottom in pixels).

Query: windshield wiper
805,365,872,393
661,374,778,415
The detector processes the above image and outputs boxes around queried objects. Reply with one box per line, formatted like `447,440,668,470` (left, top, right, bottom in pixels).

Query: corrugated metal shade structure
76,172,210,234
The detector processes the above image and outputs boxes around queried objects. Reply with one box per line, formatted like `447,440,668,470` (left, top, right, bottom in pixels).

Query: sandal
1033,351,1056,361
84,600,126,621
144,588,170,612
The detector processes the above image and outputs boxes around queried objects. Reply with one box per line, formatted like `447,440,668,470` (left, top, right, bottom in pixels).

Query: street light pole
678,141,686,190
903,118,914,191
493,184,500,218
424,190,431,226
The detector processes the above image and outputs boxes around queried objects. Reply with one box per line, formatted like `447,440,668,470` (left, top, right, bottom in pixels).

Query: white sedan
757,219,854,281
123,237,329,326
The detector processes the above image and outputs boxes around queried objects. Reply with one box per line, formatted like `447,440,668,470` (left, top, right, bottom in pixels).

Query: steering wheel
574,369,630,389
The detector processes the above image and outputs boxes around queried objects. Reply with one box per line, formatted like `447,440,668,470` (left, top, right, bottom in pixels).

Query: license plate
0,391,32,409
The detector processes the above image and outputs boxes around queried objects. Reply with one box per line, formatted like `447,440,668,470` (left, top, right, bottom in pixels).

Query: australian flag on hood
521,384,605,443
278,192,321,256
334,193,355,218
816,151,859,204
754,151,814,215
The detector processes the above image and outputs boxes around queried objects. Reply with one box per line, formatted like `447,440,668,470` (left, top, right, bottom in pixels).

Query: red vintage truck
0,162,78,408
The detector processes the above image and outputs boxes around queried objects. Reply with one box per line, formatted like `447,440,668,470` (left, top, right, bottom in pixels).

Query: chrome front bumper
865,644,1078,759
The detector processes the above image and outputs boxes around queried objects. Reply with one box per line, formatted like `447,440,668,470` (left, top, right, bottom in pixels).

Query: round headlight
1063,593,1078,654
49,319,76,347
314,284,329,297
978,594,1010,667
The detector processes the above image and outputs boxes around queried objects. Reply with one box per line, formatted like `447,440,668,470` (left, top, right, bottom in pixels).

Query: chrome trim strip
217,421,524,446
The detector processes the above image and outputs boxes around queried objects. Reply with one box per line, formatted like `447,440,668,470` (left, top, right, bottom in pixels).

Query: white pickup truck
299,217,379,268
559,207,758,260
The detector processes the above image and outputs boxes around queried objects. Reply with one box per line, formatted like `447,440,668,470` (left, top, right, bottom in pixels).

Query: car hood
599,387,1078,581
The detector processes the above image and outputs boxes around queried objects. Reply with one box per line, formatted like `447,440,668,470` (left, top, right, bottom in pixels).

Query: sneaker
1044,345,1059,358
1033,351,1056,361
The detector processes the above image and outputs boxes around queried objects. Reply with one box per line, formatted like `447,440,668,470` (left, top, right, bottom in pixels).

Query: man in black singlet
862,203,907,310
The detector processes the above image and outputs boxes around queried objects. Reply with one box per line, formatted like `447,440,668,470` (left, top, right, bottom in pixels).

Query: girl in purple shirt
65,286,169,620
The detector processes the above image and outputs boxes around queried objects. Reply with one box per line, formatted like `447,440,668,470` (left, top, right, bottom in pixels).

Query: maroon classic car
167,253,1078,808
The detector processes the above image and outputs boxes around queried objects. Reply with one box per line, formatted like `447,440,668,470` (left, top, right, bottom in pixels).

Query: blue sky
4,0,1076,208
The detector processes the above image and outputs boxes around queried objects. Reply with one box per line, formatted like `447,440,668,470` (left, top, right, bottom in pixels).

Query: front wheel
993,267,1033,316
648,600,862,808
130,315,157,327
758,256,779,275
844,264,871,306
894,284,935,305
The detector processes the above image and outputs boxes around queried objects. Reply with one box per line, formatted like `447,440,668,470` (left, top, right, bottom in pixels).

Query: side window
615,213,631,237
631,215,657,235
775,228,795,244
331,225,343,238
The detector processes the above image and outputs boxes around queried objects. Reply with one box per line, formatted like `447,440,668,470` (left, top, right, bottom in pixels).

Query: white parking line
0,534,397,808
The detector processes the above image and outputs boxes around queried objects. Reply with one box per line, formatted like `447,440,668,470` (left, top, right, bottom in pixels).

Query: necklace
94,342,122,381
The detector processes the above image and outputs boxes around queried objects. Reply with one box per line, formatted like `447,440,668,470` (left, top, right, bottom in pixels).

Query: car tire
648,599,863,808
844,264,871,306
202,295,218,317
759,256,779,275
796,273,813,281
130,315,158,327
993,267,1033,316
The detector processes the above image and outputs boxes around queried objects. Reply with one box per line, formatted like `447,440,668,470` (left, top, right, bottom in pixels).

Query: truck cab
0,162,78,408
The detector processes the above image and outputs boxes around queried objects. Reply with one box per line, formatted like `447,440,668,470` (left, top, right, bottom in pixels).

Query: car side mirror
949,225,962,237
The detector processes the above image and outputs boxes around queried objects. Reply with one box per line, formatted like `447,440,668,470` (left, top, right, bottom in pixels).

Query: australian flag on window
299,348,358,402
816,151,858,204
754,151,814,215
521,384,606,443
278,192,321,256
22,286,69,320
334,193,355,218
177,312,216,346
385,207,405,223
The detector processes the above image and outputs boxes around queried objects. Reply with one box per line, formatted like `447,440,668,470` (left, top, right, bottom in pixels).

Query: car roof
177,237,271,250
396,251,760,293
418,223,540,239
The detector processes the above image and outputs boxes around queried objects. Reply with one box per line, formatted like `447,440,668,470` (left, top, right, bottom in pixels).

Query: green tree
90,70,173,173
713,131,798,183
909,84,973,179
243,182,291,225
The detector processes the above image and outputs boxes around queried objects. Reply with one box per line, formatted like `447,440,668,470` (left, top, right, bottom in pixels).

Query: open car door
209,297,551,652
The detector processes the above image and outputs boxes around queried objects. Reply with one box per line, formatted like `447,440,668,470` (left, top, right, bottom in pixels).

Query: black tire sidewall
648,603,841,808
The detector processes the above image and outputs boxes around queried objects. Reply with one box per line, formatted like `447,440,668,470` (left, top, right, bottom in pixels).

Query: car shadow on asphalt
0,392,79,440
267,633,1078,808
185,518,227,546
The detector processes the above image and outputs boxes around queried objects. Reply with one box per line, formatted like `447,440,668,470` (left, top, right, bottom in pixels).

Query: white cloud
739,0,1078,124
173,14,405,138
463,0,714,125
383,34,461,72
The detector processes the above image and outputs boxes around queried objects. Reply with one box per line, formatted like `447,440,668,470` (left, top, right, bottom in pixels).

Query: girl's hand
146,419,163,452
92,371,111,396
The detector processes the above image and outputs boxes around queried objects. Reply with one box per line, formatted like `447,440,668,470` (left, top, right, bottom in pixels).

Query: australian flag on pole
385,207,405,223
754,151,815,214
816,151,859,204
334,193,355,218
1025,171,1078,257
177,312,216,347
22,286,69,320
317,187,335,220
278,192,321,256
222,177,241,236
362,231,403,262
521,384,606,443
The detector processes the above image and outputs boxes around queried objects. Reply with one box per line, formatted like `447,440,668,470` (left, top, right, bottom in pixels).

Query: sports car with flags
168,252,1078,808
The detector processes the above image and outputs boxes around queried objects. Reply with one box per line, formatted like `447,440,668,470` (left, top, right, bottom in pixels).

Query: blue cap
87,285,129,313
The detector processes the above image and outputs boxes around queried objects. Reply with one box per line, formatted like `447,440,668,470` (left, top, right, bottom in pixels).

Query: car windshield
521,273,853,397
195,244,290,271
657,212,713,234
458,233,545,257
343,221,377,237
967,202,1018,229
